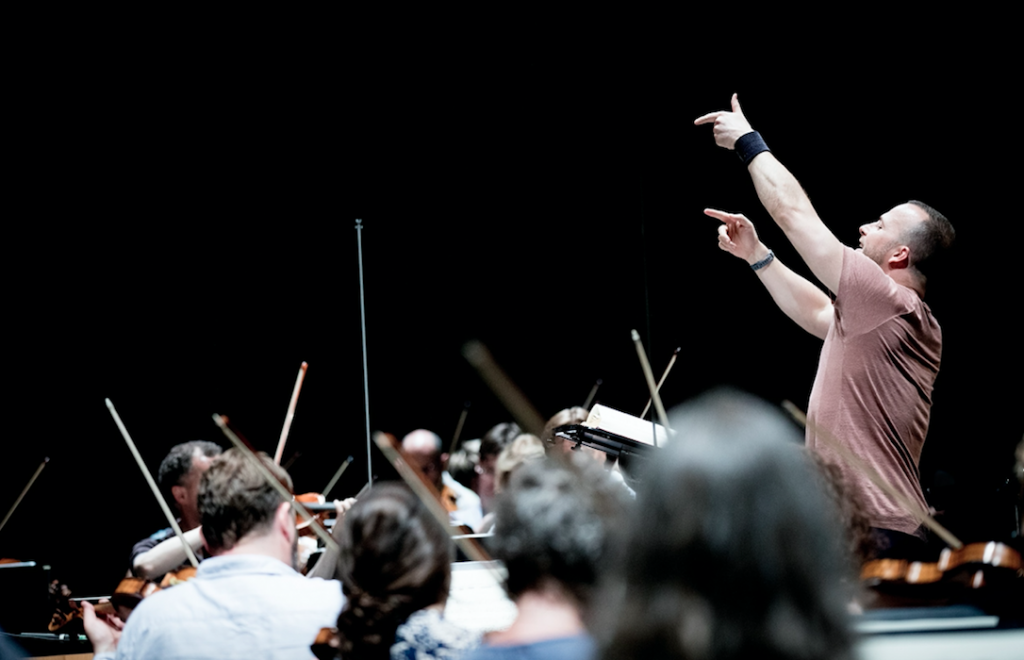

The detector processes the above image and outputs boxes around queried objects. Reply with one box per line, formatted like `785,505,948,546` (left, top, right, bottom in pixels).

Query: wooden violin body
48,566,198,632
861,541,1024,611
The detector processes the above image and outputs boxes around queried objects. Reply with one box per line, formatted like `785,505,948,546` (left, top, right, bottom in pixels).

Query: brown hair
197,448,293,554
335,483,452,660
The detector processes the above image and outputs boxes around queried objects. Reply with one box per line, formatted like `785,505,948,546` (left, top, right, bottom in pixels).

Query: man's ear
889,245,911,270
275,501,295,541
441,452,450,471
171,484,188,510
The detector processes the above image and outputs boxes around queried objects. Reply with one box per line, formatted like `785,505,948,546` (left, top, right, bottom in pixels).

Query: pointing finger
694,111,724,126
703,208,741,222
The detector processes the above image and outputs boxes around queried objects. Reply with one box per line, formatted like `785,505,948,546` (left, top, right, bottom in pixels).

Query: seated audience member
403,429,483,530
333,483,478,660
83,448,344,660
594,389,855,660
467,455,629,660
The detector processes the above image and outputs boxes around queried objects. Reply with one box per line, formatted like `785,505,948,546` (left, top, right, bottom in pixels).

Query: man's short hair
197,448,293,554
904,200,955,275
490,454,628,608
480,422,521,460
157,441,222,507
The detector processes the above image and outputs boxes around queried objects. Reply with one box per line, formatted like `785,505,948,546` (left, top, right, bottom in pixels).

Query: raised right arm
706,208,833,340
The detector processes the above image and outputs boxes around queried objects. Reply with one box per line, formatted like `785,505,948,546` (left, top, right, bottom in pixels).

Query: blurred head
478,423,521,512
541,407,590,456
401,430,445,490
197,448,293,557
596,389,854,660
490,454,629,611
335,483,453,660
495,434,546,493
447,438,481,491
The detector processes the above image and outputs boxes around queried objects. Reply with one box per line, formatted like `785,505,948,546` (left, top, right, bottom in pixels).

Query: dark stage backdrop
3,33,1021,604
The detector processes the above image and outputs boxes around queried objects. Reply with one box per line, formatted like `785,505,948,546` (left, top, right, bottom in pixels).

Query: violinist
83,447,344,660
401,430,482,530
130,441,222,581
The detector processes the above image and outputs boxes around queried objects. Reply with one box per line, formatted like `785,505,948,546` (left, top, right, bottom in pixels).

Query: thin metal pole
356,219,372,485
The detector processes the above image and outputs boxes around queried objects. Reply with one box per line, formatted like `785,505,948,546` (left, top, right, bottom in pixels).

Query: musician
595,389,855,659
83,448,343,659
402,429,482,529
466,454,629,660
130,440,222,580
477,422,521,515
696,94,955,557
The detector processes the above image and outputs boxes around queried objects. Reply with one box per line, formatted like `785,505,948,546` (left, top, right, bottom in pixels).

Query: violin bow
640,347,680,420
274,361,308,466
448,402,471,457
631,330,670,440
322,456,354,500
461,340,546,437
213,414,339,554
782,401,963,550
0,457,49,535
105,399,200,568
582,379,603,411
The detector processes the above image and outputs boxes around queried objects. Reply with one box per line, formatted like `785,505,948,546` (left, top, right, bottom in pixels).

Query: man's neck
888,268,926,298
485,588,585,646
213,532,294,569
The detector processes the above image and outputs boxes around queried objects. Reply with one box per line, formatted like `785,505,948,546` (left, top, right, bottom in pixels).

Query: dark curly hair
489,454,629,609
335,483,453,660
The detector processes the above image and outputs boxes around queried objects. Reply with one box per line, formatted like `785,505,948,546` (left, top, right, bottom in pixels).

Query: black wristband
735,131,770,166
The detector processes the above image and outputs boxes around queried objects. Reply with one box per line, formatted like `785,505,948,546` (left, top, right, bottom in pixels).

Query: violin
861,541,1023,591
48,566,198,632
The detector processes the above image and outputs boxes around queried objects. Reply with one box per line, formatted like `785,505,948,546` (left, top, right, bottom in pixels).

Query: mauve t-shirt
807,247,941,536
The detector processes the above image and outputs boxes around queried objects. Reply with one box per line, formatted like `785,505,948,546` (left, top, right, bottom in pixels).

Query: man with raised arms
695,94,954,557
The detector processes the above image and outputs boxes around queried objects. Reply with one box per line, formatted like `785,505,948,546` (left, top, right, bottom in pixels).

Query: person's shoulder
465,634,595,660
392,608,480,658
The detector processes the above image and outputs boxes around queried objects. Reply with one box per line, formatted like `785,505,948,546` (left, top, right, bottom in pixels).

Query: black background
2,17,1021,604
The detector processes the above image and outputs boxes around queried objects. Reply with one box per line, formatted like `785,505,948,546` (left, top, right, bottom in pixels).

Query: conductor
695,94,955,557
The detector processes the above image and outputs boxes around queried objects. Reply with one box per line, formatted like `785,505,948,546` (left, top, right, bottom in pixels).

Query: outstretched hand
705,208,767,264
694,93,753,150
82,600,124,655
